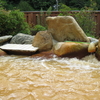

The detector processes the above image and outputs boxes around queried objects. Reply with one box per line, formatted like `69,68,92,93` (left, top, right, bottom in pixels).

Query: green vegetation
0,0,98,38
73,10,96,38
0,0,100,11
65,41,90,44
31,25,47,35
58,3,96,38
0,9,30,36
17,1,34,11
59,3,71,12
32,25,46,31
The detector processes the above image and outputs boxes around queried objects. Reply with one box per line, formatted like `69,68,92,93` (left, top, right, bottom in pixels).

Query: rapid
0,54,100,100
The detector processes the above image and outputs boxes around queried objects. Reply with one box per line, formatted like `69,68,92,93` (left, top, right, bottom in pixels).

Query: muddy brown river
0,54,100,100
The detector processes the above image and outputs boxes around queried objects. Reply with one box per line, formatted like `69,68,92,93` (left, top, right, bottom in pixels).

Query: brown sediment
31,50,56,59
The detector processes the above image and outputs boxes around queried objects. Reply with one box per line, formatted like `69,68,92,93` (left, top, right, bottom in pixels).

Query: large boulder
53,41,90,59
32,31,53,52
10,33,34,44
46,16,90,42
0,35,12,45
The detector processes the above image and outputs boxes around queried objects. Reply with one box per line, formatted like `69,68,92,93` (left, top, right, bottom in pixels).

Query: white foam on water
33,54,100,70
0,54,100,70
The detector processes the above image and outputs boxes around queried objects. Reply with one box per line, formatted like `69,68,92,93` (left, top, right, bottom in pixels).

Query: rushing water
0,54,100,100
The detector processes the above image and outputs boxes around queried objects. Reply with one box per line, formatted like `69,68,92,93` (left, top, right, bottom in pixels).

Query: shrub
58,3,71,16
73,10,96,37
0,9,30,36
0,0,6,9
59,3,71,12
32,25,46,31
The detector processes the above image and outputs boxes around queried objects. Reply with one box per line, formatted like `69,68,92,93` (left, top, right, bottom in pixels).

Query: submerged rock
31,50,55,59
53,41,90,59
32,31,53,52
10,33,34,44
46,16,90,42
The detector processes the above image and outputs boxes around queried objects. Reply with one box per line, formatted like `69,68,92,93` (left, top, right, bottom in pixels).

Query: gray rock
88,37,98,42
0,35,12,45
10,33,34,44
88,37,99,53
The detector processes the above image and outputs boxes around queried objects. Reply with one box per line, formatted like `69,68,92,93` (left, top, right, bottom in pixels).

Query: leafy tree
29,0,55,10
0,0,7,9
6,0,20,5
69,0,88,9
89,0,98,10
59,3,71,11
2,0,100,11
17,0,34,11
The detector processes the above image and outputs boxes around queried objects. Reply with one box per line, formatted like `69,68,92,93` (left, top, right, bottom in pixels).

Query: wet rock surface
53,41,90,59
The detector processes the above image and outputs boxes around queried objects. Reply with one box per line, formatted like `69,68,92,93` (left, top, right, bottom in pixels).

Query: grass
64,41,90,44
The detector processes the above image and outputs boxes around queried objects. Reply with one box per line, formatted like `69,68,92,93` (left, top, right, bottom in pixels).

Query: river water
0,54,100,100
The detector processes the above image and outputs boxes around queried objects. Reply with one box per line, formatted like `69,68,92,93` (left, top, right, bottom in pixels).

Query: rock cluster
0,16,100,60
